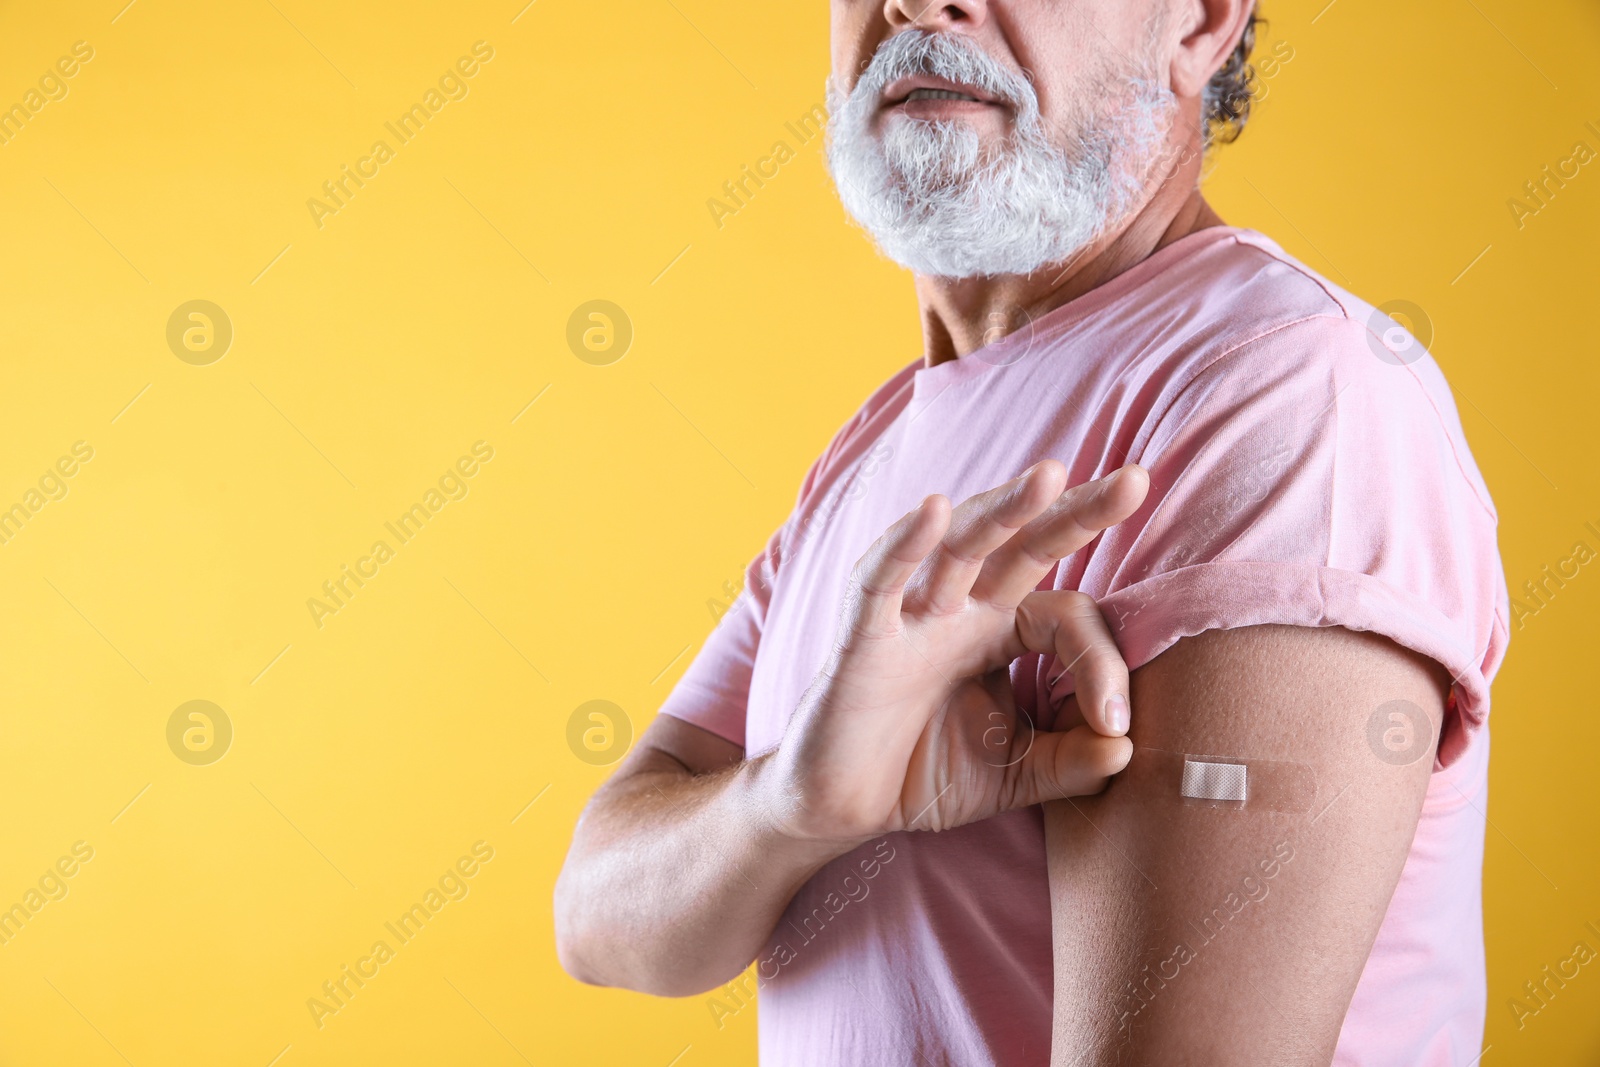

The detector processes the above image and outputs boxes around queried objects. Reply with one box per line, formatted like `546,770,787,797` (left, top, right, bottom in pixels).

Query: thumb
1006,725,1132,809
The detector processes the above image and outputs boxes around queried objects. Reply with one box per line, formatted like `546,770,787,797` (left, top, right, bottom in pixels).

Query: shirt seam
1138,313,1500,530
1208,237,1500,524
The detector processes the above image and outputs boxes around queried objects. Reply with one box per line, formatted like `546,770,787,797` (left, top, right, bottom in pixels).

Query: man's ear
1168,0,1255,99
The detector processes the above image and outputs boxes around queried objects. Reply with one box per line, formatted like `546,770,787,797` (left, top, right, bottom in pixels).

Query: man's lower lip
888,99,1001,115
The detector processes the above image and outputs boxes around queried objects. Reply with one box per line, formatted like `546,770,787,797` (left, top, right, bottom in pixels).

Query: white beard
825,31,1177,280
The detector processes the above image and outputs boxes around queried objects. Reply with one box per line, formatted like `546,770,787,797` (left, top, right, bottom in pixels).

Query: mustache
850,30,1037,115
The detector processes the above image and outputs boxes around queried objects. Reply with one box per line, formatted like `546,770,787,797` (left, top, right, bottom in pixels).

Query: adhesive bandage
1181,759,1248,802
1128,748,1317,814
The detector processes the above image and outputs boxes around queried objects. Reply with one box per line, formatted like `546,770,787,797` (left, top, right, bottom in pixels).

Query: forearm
553,750,851,996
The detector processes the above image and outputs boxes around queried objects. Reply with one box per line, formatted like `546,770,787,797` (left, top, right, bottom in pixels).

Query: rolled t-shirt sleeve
1062,315,1510,767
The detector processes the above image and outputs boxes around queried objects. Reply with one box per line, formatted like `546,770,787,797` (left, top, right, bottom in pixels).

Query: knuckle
1059,588,1096,610
934,540,983,568
1011,535,1059,571
1043,588,1098,619
1076,640,1115,666
1059,479,1096,511
1014,595,1047,630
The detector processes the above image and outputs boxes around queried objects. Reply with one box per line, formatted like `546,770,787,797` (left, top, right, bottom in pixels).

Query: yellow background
0,0,1595,1063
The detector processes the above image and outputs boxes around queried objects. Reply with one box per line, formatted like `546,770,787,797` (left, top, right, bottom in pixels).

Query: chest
743,369,1126,754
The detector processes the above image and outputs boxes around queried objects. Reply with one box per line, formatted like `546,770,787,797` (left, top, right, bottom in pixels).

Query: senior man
555,1,1508,1064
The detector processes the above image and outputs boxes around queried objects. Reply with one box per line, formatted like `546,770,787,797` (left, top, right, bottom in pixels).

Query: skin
1048,626,1448,1064
831,0,1247,364
557,0,1454,1062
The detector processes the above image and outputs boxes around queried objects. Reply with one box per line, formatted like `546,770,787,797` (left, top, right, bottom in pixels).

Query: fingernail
1105,693,1129,734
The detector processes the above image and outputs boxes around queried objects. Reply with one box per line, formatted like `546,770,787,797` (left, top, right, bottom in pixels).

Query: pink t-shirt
661,226,1510,1066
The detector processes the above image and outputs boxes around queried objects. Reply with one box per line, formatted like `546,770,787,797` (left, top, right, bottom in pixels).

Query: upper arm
624,713,745,779
1044,623,1450,1065
585,713,745,810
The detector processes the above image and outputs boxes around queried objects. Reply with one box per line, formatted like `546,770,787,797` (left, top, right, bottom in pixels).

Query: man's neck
913,187,1224,367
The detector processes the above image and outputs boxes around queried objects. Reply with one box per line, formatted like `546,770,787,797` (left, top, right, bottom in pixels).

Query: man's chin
856,196,1106,280
878,171,973,201
876,236,1079,282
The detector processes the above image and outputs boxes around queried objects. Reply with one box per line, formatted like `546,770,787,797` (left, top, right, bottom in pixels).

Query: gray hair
1202,6,1262,145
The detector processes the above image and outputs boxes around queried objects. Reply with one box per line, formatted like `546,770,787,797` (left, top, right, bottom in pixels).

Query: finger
970,464,1149,607
1004,724,1132,809
1013,589,1130,737
842,494,951,635
911,461,1068,615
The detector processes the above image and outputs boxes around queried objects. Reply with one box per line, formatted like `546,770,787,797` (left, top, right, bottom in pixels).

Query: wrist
734,749,875,868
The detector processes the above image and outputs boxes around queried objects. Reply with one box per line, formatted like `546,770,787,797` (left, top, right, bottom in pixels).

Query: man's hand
554,458,1149,996
764,460,1150,845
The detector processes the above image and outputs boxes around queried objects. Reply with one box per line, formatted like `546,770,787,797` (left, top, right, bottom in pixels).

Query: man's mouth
882,76,1005,114
905,88,981,102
